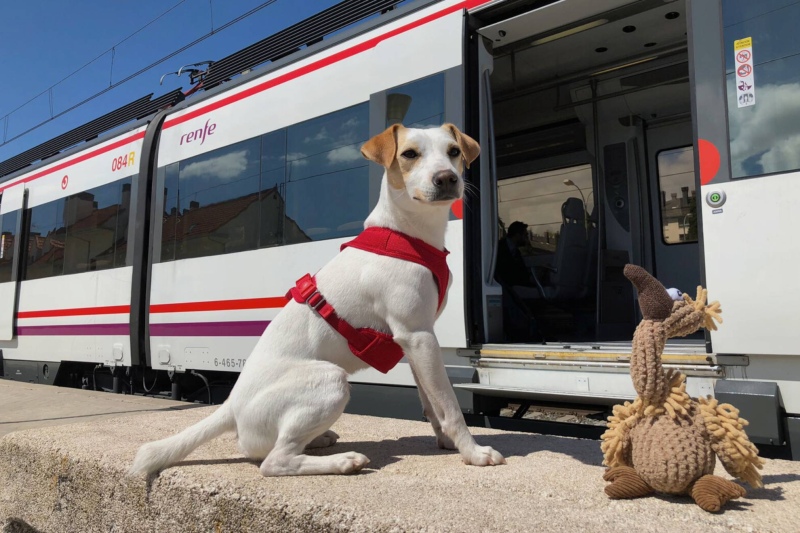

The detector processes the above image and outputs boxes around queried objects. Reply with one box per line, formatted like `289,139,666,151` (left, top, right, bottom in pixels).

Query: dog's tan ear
361,124,403,168
443,123,481,169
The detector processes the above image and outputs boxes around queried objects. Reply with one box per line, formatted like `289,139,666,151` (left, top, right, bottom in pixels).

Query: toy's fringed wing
601,399,642,467
698,396,765,488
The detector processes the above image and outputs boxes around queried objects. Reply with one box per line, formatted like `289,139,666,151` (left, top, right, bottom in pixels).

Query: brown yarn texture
600,265,764,512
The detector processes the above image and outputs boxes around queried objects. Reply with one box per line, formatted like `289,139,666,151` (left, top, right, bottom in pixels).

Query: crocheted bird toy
600,264,764,512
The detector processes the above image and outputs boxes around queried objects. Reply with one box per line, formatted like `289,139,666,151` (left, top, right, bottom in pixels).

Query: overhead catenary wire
0,0,189,122
0,0,280,149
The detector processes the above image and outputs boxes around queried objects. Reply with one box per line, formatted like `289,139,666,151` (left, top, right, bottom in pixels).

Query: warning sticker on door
734,37,755,108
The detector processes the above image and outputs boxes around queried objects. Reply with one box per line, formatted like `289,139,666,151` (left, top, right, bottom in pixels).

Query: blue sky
0,0,351,163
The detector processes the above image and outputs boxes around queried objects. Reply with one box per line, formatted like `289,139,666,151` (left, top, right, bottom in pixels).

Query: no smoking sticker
734,37,755,108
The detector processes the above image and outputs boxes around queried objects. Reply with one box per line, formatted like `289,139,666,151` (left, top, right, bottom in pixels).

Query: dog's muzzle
429,170,461,201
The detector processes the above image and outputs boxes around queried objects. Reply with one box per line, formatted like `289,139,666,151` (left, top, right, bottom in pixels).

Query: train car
1,0,798,457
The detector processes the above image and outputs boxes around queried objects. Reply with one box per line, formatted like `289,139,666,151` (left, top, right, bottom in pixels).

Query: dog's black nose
432,170,458,188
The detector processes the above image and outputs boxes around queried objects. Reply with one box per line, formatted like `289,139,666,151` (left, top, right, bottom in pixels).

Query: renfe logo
180,119,217,146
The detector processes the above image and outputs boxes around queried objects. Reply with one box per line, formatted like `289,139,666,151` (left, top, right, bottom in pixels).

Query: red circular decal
61,175,69,190
698,139,720,185
451,198,463,219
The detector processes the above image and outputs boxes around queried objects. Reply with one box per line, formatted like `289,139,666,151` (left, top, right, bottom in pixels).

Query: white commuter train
1,0,799,457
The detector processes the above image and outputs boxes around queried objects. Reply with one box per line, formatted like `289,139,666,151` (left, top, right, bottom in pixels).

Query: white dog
129,123,506,477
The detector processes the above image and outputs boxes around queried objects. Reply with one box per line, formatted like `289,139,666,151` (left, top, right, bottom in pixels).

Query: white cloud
304,127,330,144
341,117,360,129
286,152,309,166
759,134,800,173
728,82,800,176
181,150,249,181
327,145,362,164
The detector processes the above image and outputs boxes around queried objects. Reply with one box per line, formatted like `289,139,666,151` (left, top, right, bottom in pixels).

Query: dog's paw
306,430,340,449
335,452,370,474
462,445,506,466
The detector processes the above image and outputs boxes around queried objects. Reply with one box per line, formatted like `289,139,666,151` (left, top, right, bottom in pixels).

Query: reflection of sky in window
286,105,368,179
261,129,286,174
723,1,800,74
177,137,261,209
723,1,800,178
387,74,445,128
283,104,370,237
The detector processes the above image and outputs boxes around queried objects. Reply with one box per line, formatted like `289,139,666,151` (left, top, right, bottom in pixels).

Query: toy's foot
690,475,746,512
603,466,653,499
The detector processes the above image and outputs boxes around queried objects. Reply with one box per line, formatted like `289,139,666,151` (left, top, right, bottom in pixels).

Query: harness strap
340,226,451,311
287,274,403,374
286,227,450,374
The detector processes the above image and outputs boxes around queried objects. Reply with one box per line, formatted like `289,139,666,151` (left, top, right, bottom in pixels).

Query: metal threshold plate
454,383,635,406
465,342,713,365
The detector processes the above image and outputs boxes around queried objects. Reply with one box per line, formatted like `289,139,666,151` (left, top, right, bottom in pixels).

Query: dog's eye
448,147,461,158
401,149,418,159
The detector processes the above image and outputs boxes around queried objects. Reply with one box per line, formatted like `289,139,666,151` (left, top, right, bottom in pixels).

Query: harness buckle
305,290,326,314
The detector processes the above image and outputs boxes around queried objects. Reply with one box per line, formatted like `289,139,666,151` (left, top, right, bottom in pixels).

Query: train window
24,199,66,280
0,209,16,283
283,103,370,244
159,163,179,262
657,147,698,245
62,178,132,274
259,129,289,248
166,137,262,261
386,73,445,128
157,102,372,261
24,177,133,280
724,0,800,178
497,165,594,254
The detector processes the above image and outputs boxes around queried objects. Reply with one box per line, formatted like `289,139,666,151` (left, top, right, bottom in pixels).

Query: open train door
689,0,800,445
689,1,800,357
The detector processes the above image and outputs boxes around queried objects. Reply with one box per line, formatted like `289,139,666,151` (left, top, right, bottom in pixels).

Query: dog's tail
128,402,235,476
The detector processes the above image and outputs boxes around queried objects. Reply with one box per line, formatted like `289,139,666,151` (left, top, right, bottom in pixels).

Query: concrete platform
1,383,799,532
0,379,198,438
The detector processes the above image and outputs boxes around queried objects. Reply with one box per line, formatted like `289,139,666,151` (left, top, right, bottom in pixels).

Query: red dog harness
287,227,450,374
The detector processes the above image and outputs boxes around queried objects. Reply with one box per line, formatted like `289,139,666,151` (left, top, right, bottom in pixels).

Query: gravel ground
500,404,610,426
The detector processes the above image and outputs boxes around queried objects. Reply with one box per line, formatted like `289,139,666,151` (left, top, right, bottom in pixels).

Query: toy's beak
624,264,674,320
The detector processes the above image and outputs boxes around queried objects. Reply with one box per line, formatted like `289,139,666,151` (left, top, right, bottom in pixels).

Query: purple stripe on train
17,321,270,337
150,321,270,337
17,324,131,336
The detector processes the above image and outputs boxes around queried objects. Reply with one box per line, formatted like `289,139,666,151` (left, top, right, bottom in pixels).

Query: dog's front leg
410,365,455,450
401,331,505,466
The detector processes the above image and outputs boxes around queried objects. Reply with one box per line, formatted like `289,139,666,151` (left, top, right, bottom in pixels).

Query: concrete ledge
1,406,798,532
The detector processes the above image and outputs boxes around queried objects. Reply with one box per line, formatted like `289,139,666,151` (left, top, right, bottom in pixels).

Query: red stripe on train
0,0,492,194
150,297,287,313
163,0,487,129
17,305,131,319
0,131,145,194
17,297,287,318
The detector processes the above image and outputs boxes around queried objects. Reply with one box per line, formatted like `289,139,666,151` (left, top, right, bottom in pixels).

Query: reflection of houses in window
62,185,130,272
25,228,66,279
661,186,696,243
0,233,13,257
25,181,131,279
0,231,15,281
162,186,310,260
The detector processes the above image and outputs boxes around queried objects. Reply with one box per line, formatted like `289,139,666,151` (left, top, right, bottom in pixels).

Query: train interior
477,0,702,346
